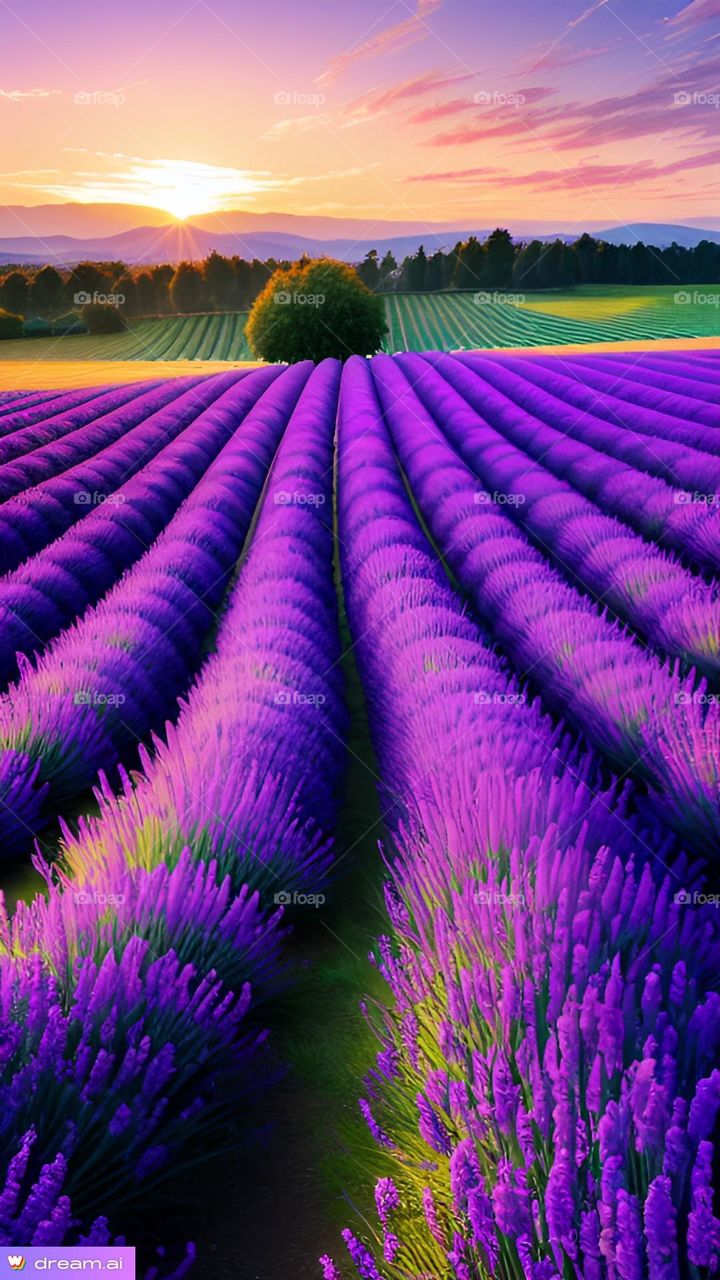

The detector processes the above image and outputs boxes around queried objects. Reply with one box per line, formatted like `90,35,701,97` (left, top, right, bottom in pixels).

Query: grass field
0,287,717,378
0,311,254,364
382,284,720,350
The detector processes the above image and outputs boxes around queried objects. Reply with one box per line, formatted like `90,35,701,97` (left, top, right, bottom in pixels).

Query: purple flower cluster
0,385,119,433
0,360,346,1243
0,364,296,853
369,353,720,856
412,351,720,679
328,355,720,1280
0,377,206,504
0,367,281,689
0,381,154,467
0,373,241,576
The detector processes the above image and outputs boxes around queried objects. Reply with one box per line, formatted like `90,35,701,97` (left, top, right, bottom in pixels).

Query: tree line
1,230,719,328
0,253,282,322
356,229,720,292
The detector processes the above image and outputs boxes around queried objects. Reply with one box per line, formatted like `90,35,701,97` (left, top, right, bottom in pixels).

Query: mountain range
0,204,718,267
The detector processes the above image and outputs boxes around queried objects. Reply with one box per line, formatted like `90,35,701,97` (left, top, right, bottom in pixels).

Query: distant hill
544,223,720,249
0,223,487,267
0,203,177,239
0,208,718,267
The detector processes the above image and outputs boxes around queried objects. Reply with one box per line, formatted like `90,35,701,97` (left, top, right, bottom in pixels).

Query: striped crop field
382,284,720,350
0,350,719,1276
0,310,254,364
1,288,718,377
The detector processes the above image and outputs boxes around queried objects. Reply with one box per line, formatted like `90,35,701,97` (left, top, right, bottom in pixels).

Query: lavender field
0,350,719,1278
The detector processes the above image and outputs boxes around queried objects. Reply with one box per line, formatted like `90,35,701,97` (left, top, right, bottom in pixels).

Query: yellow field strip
1,337,718,391
462,336,720,357
0,359,265,391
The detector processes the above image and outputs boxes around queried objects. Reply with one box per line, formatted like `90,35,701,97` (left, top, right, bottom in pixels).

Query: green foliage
357,249,381,291
0,271,29,316
66,262,114,308
0,307,23,339
21,316,52,337
81,302,128,334
30,265,65,316
51,313,88,336
169,262,204,313
245,258,387,362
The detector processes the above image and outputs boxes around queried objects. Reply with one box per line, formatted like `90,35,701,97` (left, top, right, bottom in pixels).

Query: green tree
30,265,65,316
1,271,29,316
572,233,600,284
66,262,113,307
170,262,205,313
357,250,381,291
112,274,137,315
513,239,544,290
537,240,574,289
426,250,446,291
407,244,427,291
380,251,398,281
484,228,515,288
452,236,485,289
135,272,157,315
203,251,236,310
245,257,387,362
0,307,23,339
81,302,128,333
151,264,175,313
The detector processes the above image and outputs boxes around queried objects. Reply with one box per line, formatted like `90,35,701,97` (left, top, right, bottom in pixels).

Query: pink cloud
316,0,443,88
565,0,611,32
406,97,476,124
422,54,720,153
666,0,720,30
404,165,505,183
514,40,620,74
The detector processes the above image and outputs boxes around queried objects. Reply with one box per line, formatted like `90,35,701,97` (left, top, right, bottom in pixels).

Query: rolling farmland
0,349,719,1274
382,284,720,350
0,288,718,378
0,311,254,363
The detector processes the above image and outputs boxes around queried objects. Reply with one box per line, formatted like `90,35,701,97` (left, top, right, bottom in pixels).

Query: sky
0,0,718,229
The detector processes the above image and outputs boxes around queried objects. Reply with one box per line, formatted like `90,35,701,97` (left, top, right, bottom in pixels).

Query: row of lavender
0,363,347,1246
325,355,720,1279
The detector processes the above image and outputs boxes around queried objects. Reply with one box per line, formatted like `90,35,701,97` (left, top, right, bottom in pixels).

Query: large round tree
245,257,386,362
